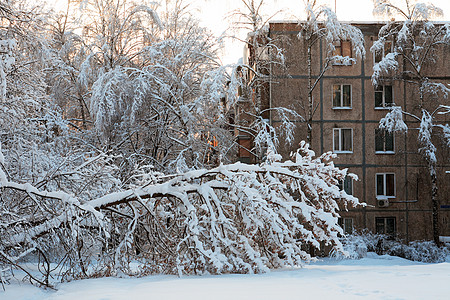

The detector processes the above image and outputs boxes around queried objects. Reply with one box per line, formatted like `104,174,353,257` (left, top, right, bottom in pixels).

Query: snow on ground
3,253,450,300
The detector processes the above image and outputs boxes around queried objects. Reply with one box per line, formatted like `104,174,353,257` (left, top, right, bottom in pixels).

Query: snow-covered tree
0,0,66,183
372,0,450,245
0,142,360,286
47,0,92,130
46,0,234,175
127,0,232,172
0,3,129,284
297,0,365,145
227,0,302,163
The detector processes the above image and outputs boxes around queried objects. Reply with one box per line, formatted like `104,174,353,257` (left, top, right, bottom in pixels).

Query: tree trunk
79,96,87,130
307,42,313,146
429,164,440,246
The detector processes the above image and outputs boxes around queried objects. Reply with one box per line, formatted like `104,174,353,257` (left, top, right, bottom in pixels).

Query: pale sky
46,0,450,64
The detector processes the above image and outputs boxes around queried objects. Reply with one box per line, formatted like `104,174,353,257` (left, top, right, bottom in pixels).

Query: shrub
334,232,450,263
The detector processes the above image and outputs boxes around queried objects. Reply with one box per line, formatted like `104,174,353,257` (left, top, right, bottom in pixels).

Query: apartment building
239,21,450,242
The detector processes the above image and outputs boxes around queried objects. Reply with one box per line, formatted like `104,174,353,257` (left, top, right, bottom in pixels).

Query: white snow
2,253,449,299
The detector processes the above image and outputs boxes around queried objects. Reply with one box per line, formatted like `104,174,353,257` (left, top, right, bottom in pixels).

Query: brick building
239,21,450,242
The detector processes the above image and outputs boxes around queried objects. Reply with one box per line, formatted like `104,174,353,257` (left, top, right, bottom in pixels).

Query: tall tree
371,0,450,245
0,0,67,183
297,0,365,145
230,0,301,162
47,0,233,174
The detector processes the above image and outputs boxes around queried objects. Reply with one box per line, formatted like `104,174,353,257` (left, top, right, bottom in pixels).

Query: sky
46,0,450,64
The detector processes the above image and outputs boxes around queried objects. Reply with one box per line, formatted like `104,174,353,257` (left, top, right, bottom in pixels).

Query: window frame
375,129,395,154
332,84,352,109
333,128,353,153
375,85,393,109
375,173,396,199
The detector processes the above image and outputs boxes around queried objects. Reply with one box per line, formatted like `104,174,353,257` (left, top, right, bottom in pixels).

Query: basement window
376,217,396,235
338,218,354,235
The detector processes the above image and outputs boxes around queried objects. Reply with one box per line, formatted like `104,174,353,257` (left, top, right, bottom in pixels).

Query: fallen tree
0,142,360,287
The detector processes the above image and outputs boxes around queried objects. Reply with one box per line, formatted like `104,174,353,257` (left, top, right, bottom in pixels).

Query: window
333,40,352,57
338,176,353,195
375,85,393,108
338,218,354,235
333,128,353,153
375,217,396,235
374,40,393,64
375,129,394,153
332,40,353,65
376,173,395,198
238,135,252,163
332,84,352,108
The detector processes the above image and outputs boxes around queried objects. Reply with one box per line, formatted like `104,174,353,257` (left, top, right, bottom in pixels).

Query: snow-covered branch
0,143,361,279
379,106,409,133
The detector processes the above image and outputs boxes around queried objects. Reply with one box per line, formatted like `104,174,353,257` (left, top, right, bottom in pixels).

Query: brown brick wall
264,22,450,242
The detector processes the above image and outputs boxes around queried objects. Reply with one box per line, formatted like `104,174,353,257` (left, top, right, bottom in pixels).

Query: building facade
240,21,450,242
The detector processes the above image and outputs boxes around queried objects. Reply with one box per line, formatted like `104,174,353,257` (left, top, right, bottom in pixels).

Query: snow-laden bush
388,240,449,263
330,230,379,259
334,232,450,263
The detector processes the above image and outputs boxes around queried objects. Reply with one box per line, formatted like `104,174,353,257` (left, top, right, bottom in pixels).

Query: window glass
375,86,393,108
338,176,353,195
342,85,351,107
342,41,352,57
342,129,352,151
344,176,353,195
333,129,339,152
333,84,351,108
375,129,384,151
385,85,393,105
375,217,385,234
344,218,353,234
385,132,394,151
374,40,393,64
375,87,383,107
375,50,383,63
386,174,395,196
384,41,393,56
333,85,341,107
386,217,396,234
337,180,343,191
338,218,353,235
376,174,384,195
375,129,394,152
334,128,353,152
333,41,342,56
